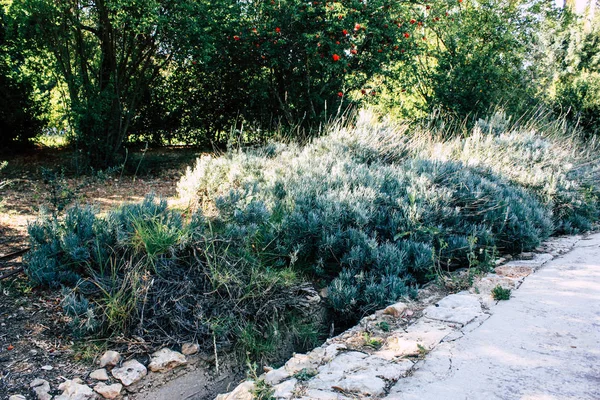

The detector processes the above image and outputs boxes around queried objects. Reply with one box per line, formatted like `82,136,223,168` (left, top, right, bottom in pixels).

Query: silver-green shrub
177,111,597,318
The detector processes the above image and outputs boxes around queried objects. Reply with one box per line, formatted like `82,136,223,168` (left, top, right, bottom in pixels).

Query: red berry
338,92,344,97
332,54,341,61
350,49,357,54
404,32,410,38
342,29,348,35
354,23,361,31
275,27,281,33
233,35,240,41
410,19,416,24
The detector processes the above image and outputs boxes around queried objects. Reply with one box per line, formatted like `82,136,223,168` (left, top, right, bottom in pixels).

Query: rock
520,252,535,260
264,367,290,385
284,354,315,374
94,382,123,399
299,389,351,400
30,378,52,400
181,343,199,356
148,348,187,372
323,343,346,362
55,379,95,400
111,360,147,386
41,365,53,371
89,369,110,381
9,395,27,400
424,293,483,326
503,253,553,269
272,378,297,399
383,302,408,317
495,265,534,278
99,350,121,368
214,381,254,400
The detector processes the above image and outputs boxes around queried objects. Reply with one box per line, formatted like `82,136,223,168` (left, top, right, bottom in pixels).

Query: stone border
215,235,582,400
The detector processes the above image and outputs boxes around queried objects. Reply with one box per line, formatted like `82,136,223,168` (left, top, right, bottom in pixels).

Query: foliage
491,284,511,300
25,194,317,362
0,5,45,149
177,110,600,320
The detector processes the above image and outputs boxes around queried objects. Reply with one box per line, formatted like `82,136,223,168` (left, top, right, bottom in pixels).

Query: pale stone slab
214,380,254,400
148,348,187,373
423,293,482,325
272,378,297,399
94,382,122,399
89,369,109,381
55,379,95,400
99,350,121,368
111,359,147,386
264,367,290,385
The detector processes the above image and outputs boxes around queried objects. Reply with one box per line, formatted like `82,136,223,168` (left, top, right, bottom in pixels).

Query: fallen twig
0,248,29,262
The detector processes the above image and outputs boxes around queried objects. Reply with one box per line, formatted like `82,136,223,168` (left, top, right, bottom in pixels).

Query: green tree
0,3,45,149
10,0,207,166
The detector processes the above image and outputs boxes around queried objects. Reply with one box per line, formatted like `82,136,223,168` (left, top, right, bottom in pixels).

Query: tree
11,0,207,166
0,4,45,149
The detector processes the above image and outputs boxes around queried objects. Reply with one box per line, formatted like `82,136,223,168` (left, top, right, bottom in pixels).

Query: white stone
148,348,187,372
376,320,452,359
111,359,147,386
423,293,483,325
284,354,315,374
383,302,408,317
264,367,290,385
337,372,387,396
55,379,95,400
323,343,346,362
30,378,52,400
94,382,123,399
300,389,351,400
89,369,110,381
272,378,297,399
99,350,121,368
9,395,27,400
503,253,553,269
214,380,254,400
41,365,53,371
181,343,199,356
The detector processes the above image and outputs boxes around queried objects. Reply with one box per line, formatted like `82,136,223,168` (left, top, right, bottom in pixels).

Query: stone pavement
216,233,600,400
384,232,600,400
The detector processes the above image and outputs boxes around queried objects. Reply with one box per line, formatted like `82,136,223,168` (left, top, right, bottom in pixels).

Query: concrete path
384,233,600,400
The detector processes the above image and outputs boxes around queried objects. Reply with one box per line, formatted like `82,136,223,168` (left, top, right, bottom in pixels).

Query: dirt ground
0,146,201,399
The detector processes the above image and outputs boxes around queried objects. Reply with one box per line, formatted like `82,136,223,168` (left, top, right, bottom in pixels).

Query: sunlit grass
34,133,69,148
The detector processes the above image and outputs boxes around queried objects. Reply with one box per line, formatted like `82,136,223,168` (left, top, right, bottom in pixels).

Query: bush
178,111,597,319
25,195,317,360
26,110,600,352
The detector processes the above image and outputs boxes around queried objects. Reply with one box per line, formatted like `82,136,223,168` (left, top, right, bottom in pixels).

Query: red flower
275,27,281,33
404,32,410,38
342,29,348,35
378,49,383,53
233,35,240,41
332,54,341,61
410,19,416,24
354,23,361,31
337,92,344,97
